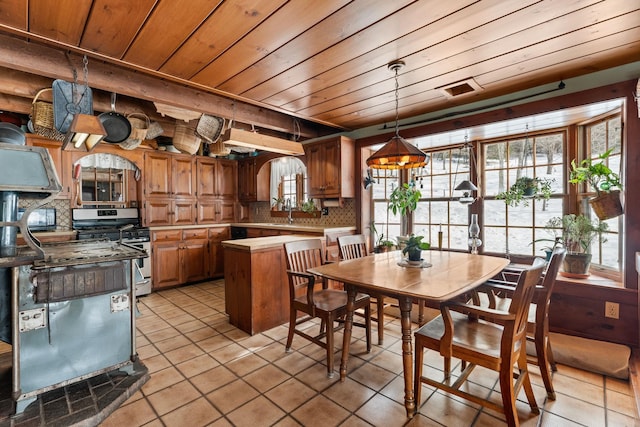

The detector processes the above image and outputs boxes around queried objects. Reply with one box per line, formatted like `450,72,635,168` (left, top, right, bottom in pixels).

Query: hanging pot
98,93,131,143
589,190,623,221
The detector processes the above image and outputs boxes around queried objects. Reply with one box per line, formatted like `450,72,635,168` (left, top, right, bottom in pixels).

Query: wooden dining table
307,250,510,417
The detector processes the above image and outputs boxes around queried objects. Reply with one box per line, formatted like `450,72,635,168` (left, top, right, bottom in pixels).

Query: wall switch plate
605,301,619,319
322,207,329,215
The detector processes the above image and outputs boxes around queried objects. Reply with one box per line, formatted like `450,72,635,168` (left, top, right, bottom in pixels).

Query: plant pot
589,190,623,220
406,248,422,262
561,252,592,277
375,245,392,253
523,186,536,197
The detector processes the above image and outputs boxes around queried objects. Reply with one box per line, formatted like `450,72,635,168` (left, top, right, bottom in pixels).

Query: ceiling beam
0,33,338,139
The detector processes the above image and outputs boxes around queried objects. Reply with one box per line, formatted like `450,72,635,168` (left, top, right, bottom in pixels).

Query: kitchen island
222,235,323,335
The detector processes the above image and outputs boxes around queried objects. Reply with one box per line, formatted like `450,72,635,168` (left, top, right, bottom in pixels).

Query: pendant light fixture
454,136,478,204
366,60,428,170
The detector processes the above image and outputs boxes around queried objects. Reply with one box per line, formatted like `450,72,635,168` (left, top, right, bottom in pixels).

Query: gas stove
73,208,149,241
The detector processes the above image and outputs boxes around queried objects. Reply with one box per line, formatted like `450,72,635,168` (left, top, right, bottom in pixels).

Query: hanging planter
569,148,623,221
496,176,553,207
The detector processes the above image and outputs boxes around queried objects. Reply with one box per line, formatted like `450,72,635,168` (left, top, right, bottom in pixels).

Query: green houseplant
540,214,608,276
569,148,623,220
388,183,421,240
496,176,553,207
371,221,395,252
401,234,430,262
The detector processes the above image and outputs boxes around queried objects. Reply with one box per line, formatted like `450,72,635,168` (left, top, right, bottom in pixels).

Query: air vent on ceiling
437,77,483,98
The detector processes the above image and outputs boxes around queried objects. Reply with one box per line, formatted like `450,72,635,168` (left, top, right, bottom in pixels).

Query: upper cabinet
238,157,270,203
197,157,237,199
144,151,194,198
305,136,354,199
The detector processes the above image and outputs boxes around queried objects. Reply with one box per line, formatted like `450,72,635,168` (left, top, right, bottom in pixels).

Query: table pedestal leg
340,284,356,381
398,296,416,417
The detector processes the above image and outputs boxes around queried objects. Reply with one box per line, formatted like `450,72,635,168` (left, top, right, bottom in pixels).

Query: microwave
17,208,56,231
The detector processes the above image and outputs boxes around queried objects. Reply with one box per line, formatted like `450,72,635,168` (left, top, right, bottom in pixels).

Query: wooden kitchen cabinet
305,135,354,199
238,157,270,202
144,151,194,198
151,227,208,290
143,151,196,226
209,226,230,277
196,157,237,199
195,157,237,224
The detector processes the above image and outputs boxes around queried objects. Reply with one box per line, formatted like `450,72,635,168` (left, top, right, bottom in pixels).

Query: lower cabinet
152,227,218,290
209,226,229,277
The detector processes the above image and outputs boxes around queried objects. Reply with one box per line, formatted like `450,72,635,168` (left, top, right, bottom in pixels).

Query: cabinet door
321,140,341,197
306,143,325,196
144,198,173,226
153,242,181,289
209,227,229,277
197,158,217,198
173,199,196,225
196,199,218,224
172,156,195,198
217,200,236,222
238,159,256,202
144,152,172,197
216,159,237,199
182,228,209,283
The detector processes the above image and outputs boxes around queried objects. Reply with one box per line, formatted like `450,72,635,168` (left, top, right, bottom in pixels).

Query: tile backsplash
19,198,71,230
252,198,356,226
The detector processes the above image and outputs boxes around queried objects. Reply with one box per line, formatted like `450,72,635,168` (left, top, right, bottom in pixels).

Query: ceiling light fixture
221,127,304,155
366,60,428,170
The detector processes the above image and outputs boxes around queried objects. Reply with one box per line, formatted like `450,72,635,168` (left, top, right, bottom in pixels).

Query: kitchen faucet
285,198,293,224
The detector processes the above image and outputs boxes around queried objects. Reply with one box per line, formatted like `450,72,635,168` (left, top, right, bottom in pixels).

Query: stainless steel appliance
73,208,151,295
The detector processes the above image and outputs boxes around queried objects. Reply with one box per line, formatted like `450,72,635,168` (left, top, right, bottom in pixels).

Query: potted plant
388,182,421,243
540,214,608,277
496,176,554,207
401,234,430,262
371,221,395,253
569,148,623,220
272,197,285,211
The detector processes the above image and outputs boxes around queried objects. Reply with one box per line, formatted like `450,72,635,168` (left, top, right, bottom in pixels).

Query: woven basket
208,139,231,156
119,113,150,150
173,123,201,155
30,88,65,141
196,114,224,143
590,190,623,220
146,121,164,139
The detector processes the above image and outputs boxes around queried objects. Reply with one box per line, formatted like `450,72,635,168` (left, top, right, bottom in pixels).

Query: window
270,157,307,208
413,146,472,250
76,154,139,208
580,114,623,271
370,168,400,244
483,131,565,256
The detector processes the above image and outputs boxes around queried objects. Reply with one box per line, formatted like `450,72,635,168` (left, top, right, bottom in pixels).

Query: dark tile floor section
0,359,149,427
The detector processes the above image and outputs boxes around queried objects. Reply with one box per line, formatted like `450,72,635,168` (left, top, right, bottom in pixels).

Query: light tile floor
103,280,639,427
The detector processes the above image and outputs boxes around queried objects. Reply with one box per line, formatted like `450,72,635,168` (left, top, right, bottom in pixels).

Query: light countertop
221,234,323,252
230,223,355,234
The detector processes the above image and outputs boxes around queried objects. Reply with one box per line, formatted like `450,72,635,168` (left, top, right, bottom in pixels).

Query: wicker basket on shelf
119,113,150,150
172,123,201,154
30,88,65,141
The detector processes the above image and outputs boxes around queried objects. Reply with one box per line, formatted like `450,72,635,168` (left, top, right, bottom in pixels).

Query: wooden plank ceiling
0,0,638,135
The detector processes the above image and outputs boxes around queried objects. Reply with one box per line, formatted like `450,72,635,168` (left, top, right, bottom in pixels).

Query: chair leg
547,340,558,372
518,351,540,414
414,337,424,412
536,330,556,400
418,300,426,326
499,360,519,427
285,308,296,352
326,315,335,378
365,303,372,353
376,297,384,345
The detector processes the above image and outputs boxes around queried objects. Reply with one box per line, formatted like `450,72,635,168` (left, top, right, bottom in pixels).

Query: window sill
270,210,321,219
555,271,624,289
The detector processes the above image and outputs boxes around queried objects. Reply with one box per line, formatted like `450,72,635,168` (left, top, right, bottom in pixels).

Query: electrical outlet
605,301,619,319
322,207,329,216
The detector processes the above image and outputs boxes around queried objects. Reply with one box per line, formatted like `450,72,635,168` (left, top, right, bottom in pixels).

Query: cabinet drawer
152,229,182,242
182,228,208,240
209,227,230,241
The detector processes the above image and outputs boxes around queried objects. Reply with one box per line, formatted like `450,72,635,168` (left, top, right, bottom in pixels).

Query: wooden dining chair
414,262,545,427
337,234,388,344
475,248,566,400
284,239,372,378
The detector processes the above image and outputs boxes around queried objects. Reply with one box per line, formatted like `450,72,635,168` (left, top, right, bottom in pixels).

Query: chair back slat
284,239,324,291
337,234,368,260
